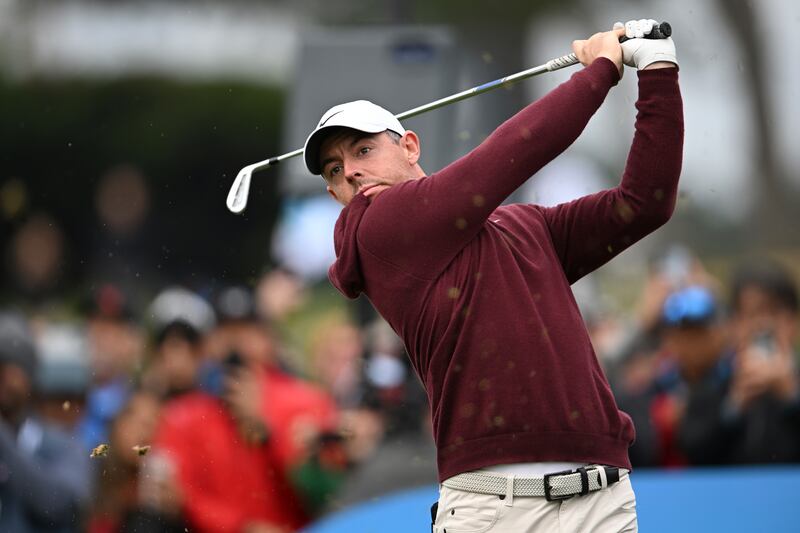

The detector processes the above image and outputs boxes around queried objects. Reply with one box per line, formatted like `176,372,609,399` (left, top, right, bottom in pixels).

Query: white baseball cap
303,100,406,175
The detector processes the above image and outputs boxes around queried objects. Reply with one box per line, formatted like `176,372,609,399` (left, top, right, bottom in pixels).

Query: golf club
226,22,671,214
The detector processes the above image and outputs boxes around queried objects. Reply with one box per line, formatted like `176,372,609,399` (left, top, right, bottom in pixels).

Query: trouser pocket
435,487,504,533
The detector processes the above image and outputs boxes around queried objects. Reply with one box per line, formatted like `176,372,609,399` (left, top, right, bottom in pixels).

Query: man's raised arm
542,20,683,283
360,30,625,277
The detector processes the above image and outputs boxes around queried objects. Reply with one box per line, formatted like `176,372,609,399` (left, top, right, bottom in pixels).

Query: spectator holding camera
144,287,217,399
678,260,800,464
616,284,728,467
150,286,339,532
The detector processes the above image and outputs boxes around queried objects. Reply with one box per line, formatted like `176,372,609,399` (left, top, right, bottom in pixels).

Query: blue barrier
306,466,800,532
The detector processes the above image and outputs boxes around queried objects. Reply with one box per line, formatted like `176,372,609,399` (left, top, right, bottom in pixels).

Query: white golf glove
614,19,677,70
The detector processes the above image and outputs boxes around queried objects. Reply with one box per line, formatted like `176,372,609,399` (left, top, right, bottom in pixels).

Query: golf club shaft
226,21,672,213
244,54,575,173
399,21,671,120
396,55,575,121
225,54,574,214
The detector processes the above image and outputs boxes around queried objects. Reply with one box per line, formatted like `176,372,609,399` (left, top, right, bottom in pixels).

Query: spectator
6,213,68,306
88,286,214,533
607,245,718,375
610,248,725,467
151,286,339,532
87,391,174,533
662,286,730,465
254,268,309,370
255,268,308,324
89,164,161,297
616,285,728,467
327,319,437,511
34,323,91,433
678,260,800,464
143,287,216,399
0,312,92,532
308,318,364,408
79,284,143,450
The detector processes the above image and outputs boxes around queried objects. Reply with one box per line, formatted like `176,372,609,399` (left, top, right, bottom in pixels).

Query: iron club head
226,164,254,214
226,150,302,214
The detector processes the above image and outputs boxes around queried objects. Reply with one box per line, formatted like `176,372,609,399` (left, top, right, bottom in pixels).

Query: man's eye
329,165,341,176
359,147,371,155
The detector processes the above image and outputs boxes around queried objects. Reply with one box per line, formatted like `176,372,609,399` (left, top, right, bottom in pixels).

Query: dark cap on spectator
662,286,718,327
0,311,37,381
148,287,216,343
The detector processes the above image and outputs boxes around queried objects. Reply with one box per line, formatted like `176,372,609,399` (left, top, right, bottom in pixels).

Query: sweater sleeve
358,58,620,279
540,67,683,283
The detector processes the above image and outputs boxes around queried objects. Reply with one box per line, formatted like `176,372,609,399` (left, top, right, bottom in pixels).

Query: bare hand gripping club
226,22,671,214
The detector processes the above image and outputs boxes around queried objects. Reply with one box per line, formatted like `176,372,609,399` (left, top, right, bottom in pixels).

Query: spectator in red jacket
149,286,338,532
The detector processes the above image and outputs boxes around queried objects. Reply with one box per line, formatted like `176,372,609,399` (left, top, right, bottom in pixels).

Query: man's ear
326,185,344,206
326,185,338,201
401,131,421,166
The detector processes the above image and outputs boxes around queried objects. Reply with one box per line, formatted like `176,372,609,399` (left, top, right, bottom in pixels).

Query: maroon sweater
329,58,683,481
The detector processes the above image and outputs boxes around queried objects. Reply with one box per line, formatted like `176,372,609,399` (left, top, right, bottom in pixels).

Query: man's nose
345,165,362,185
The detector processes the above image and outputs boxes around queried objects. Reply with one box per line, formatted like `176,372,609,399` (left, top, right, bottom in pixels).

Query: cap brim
304,122,391,176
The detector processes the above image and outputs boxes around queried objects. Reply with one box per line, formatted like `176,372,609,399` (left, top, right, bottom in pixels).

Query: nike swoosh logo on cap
319,110,345,127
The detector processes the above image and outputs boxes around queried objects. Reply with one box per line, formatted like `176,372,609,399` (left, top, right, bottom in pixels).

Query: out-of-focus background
1,0,798,532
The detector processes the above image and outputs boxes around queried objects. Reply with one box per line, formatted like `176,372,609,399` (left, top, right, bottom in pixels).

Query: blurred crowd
2,242,799,532
590,247,800,468
1,262,435,532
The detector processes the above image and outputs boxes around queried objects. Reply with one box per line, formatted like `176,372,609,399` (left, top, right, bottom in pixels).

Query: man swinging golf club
304,19,681,532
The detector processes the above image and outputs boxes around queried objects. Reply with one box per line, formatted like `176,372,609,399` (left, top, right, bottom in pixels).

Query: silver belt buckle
543,467,589,501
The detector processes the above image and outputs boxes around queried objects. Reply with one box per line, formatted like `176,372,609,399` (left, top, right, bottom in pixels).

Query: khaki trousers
432,472,637,533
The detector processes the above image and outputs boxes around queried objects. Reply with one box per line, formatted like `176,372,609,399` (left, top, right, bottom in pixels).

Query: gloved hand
614,19,678,70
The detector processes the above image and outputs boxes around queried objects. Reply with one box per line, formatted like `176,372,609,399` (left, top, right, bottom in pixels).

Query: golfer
303,19,681,532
